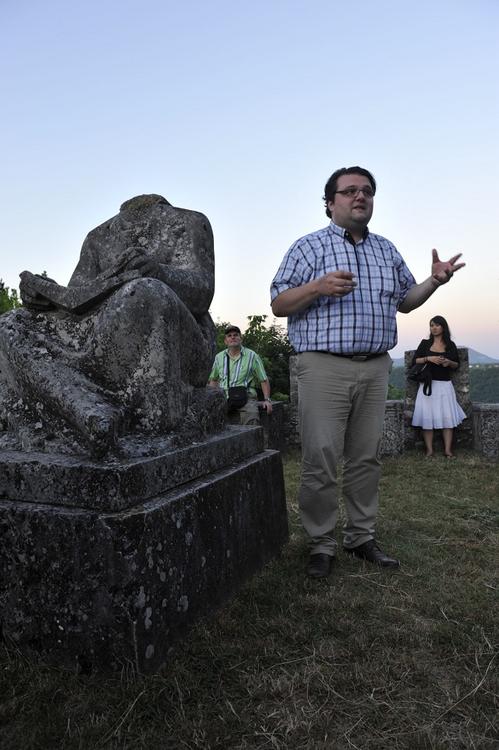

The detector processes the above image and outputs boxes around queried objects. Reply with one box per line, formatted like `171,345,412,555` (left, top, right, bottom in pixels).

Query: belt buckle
351,355,368,362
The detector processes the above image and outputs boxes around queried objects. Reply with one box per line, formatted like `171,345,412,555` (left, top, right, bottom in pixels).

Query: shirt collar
227,345,244,356
328,220,369,245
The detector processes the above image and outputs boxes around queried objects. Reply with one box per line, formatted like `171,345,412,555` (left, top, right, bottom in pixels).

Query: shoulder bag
408,362,432,396
226,353,248,412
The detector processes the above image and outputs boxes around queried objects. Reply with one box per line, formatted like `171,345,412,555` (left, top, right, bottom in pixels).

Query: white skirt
412,380,466,430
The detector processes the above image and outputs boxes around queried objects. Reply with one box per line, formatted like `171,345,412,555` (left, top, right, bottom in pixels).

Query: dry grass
1,450,498,749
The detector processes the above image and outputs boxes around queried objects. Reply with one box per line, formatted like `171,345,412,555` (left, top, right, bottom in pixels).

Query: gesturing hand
431,249,465,285
315,270,357,298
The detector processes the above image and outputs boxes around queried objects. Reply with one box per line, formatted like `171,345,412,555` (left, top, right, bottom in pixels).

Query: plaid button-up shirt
270,221,416,354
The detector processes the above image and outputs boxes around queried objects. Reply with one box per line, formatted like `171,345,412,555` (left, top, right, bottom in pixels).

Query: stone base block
0,425,264,511
0,449,288,674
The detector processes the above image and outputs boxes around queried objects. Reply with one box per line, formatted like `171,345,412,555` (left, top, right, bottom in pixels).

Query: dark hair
323,167,377,218
429,315,452,348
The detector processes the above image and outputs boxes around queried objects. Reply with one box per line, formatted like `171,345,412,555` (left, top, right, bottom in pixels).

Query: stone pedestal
0,427,288,673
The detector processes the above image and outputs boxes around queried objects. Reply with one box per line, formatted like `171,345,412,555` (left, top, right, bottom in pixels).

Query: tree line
0,281,20,315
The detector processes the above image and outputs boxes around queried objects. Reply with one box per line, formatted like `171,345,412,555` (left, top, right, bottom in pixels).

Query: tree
470,365,499,403
213,315,294,400
387,383,404,400
214,320,231,353
0,280,21,315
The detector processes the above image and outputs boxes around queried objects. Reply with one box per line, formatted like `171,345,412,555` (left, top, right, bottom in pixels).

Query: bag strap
225,353,233,387
225,351,250,388
245,350,255,386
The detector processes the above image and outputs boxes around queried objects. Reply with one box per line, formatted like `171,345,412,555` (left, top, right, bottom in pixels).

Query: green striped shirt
209,347,268,398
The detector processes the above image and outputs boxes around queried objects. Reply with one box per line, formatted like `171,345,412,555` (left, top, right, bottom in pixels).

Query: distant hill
392,347,499,367
466,348,499,365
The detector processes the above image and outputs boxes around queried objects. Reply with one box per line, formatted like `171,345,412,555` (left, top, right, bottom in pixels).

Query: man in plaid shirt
271,166,465,578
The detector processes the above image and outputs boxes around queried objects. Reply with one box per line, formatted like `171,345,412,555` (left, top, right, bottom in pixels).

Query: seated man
208,324,272,425
0,194,225,457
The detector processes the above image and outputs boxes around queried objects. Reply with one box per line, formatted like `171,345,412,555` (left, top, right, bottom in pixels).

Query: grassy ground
1,450,498,749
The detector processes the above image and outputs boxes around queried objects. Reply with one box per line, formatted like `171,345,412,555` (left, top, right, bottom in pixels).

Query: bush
0,280,20,315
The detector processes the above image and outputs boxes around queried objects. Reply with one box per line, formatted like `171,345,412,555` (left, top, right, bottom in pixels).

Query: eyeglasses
334,187,375,198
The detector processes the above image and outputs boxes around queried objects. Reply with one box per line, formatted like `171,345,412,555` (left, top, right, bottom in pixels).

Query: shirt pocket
372,263,399,298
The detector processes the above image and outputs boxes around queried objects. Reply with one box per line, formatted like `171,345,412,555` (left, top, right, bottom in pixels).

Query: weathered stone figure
0,194,224,457
0,194,288,674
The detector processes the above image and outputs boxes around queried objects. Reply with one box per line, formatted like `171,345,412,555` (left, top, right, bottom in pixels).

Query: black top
412,340,460,382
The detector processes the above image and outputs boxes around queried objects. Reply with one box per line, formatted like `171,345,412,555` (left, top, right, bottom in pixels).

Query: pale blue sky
2,0,498,357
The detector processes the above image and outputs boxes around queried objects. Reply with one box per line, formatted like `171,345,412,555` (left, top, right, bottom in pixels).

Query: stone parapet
286,350,496,459
287,356,300,446
258,401,286,451
379,400,405,456
472,403,499,460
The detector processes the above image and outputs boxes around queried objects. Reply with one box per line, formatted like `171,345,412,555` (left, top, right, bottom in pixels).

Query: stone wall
472,403,499,460
379,400,405,456
283,350,497,460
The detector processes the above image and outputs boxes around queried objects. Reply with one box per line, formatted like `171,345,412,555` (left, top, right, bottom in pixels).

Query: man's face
327,173,374,230
225,330,242,348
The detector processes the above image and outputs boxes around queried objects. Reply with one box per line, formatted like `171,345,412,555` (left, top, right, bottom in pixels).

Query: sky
1,0,498,358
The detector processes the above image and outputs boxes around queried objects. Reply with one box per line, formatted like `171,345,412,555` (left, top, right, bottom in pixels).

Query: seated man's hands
123,247,164,279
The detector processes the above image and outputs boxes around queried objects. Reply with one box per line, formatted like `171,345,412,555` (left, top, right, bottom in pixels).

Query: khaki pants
297,351,391,555
228,397,260,426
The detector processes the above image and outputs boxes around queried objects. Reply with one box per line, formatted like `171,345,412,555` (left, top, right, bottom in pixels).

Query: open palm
431,248,465,284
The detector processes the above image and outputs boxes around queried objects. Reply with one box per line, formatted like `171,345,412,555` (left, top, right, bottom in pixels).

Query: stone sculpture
0,194,225,457
0,194,288,673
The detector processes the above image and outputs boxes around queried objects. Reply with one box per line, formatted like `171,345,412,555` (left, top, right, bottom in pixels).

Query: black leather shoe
344,540,400,568
307,553,334,578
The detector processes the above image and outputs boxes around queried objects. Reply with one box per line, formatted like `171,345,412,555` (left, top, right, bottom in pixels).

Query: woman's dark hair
429,315,452,348
323,167,377,218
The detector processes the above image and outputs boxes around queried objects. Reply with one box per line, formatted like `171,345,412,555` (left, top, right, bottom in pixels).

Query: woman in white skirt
411,315,466,458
